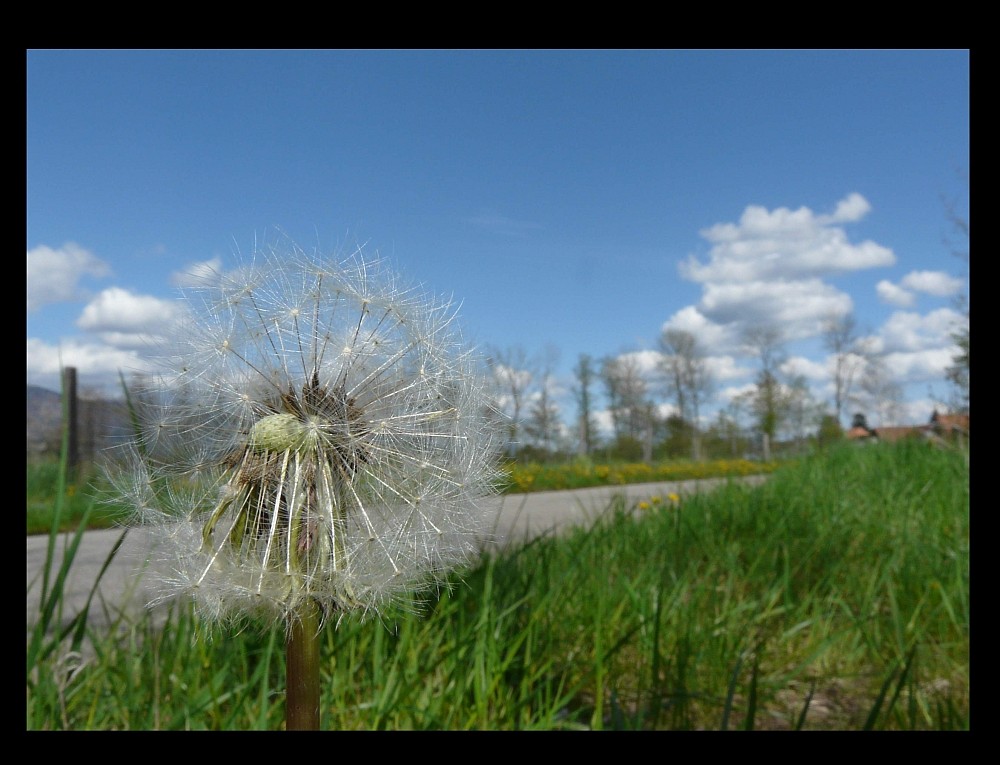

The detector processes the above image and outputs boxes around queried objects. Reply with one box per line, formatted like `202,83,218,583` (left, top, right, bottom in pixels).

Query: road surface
27,476,766,640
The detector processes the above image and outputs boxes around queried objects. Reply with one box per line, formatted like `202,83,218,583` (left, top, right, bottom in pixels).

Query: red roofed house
846,410,969,446
873,425,926,443
846,413,877,442
929,410,970,446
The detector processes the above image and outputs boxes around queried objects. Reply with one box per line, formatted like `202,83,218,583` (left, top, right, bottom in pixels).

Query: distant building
845,409,970,447
846,413,877,442
872,425,925,443
928,410,970,447
929,410,970,438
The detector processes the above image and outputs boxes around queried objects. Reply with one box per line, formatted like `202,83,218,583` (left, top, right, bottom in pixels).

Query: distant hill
26,385,63,455
26,385,131,460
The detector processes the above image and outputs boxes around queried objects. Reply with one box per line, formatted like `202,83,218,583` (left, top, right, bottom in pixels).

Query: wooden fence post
62,366,79,474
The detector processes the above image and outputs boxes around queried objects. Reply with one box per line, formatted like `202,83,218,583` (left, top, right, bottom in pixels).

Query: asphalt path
28,475,767,640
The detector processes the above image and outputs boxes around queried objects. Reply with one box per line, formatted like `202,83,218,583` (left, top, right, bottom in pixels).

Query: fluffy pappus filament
106,232,504,627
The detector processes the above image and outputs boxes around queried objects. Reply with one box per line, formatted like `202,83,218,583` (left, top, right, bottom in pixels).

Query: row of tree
33,312,968,467
487,311,960,463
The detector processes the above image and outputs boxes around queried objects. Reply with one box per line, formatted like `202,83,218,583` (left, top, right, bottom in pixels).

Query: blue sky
27,49,969,435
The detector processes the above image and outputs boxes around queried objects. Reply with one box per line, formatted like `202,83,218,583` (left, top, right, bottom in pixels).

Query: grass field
26,441,969,730
502,456,779,493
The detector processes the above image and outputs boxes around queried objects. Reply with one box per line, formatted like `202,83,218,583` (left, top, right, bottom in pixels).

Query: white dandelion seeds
108,235,504,628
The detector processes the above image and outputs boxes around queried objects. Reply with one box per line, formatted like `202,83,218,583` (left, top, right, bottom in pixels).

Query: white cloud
877,271,963,308
87,331,164,351
670,194,893,355
27,336,153,393
682,193,894,284
898,397,944,427
819,192,872,224
717,382,757,406
657,402,681,420
660,306,736,353
782,355,829,381
882,348,957,383
491,363,535,417
27,243,111,312
855,334,884,355
899,270,964,297
76,287,187,346
876,280,915,307
704,355,751,382
879,308,964,353
617,349,663,376
698,278,852,340
170,257,224,288
491,363,533,391
593,409,615,438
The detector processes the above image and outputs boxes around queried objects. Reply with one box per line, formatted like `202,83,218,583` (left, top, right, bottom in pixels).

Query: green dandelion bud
250,413,313,453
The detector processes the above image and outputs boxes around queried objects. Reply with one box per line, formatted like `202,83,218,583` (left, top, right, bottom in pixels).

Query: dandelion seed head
108,232,504,627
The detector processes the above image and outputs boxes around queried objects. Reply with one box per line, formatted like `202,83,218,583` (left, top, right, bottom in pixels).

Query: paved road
27,476,766,639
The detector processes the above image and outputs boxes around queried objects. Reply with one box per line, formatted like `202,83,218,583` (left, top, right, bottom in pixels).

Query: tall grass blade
742,659,759,731
863,644,918,730
793,680,817,730
719,653,743,731
68,528,129,653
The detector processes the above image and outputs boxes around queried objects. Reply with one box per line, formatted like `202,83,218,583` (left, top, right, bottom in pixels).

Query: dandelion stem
286,597,322,730
108,235,502,731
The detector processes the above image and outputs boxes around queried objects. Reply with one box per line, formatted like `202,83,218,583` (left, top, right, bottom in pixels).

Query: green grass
501,456,780,493
27,459,129,535
26,441,969,730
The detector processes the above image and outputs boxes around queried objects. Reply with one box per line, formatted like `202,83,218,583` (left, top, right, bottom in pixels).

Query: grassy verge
27,460,129,535
27,441,968,729
26,456,778,536
502,457,780,493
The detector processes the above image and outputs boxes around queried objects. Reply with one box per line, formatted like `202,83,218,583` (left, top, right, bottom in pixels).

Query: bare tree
487,345,535,457
857,353,904,427
742,325,787,456
712,399,748,458
524,396,561,455
524,345,562,455
822,313,866,427
601,354,653,444
946,319,969,411
658,328,713,461
944,198,969,412
572,353,598,456
783,374,823,453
